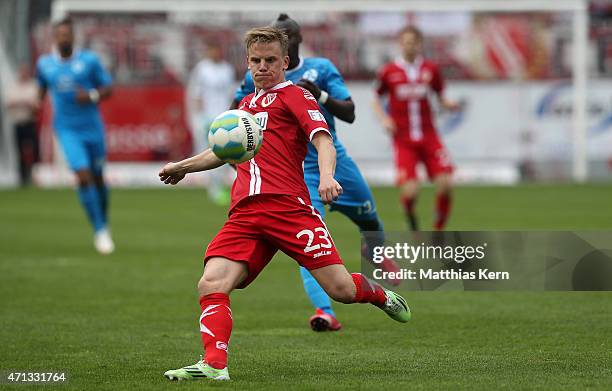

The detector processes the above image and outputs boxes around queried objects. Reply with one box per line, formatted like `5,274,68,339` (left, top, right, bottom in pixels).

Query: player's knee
401,183,419,199
435,175,452,194
326,281,356,304
75,170,94,187
197,273,225,296
438,185,451,196
197,259,246,296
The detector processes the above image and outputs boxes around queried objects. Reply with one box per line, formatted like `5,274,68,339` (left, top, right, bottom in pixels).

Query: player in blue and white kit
37,18,115,254
232,14,400,331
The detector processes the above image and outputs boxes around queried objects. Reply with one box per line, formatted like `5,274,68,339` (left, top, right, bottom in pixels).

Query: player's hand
159,162,187,185
441,98,463,112
75,89,90,105
318,175,343,204
297,79,321,100
383,116,397,135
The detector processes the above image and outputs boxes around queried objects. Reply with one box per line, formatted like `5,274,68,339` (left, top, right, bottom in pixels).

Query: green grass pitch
1,184,611,390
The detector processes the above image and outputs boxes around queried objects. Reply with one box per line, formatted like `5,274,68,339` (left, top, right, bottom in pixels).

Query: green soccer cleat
382,290,411,323
163,359,230,381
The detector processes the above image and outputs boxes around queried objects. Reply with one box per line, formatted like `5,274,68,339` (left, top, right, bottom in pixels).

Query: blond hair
244,26,288,55
399,25,423,42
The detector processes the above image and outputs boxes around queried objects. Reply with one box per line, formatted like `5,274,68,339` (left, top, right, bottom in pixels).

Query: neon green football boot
163,358,230,381
382,290,411,323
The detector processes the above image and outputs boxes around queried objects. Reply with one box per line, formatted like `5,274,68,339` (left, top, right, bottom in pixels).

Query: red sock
434,192,452,230
199,293,232,369
351,273,386,308
401,196,415,215
401,196,419,231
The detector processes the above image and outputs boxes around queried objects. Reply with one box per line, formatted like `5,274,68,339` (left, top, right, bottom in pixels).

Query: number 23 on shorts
296,227,332,254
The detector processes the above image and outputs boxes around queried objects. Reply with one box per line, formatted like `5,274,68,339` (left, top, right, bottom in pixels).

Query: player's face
54,25,74,55
399,31,422,60
247,41,289,90
207,45,222,62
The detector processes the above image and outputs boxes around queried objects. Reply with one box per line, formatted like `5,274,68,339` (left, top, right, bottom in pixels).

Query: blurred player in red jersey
373,26,461,231
159,27,410,381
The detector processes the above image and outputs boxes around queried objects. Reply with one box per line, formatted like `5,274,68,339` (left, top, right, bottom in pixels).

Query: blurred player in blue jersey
232,14,400,331
37,18,114,254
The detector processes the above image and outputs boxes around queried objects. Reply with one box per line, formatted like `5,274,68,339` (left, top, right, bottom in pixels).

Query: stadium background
0,1,611,390
1,0,611,186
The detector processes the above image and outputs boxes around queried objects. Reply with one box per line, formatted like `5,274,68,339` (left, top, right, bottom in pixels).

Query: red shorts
204,194,344,288
393,137,453,184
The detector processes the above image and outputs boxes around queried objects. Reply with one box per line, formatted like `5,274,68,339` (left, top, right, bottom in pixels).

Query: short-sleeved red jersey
231,80,331,213
375,57,444,145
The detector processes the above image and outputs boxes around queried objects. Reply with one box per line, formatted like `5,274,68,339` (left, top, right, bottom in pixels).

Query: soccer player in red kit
373,26,461,231
159,27,410,381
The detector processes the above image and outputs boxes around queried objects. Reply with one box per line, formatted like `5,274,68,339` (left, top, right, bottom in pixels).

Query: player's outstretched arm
311,132,342,204
159,148,224,185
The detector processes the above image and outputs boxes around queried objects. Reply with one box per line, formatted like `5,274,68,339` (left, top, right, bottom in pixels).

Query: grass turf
1,184,611,390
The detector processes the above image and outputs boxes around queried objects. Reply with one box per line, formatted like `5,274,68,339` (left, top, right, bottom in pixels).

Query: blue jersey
37,49,112,134
235,57,350,169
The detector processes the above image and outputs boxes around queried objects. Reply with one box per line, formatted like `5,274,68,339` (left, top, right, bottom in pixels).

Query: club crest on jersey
302,69,318,82
261,93,278,108
71,61,85,74
422,70,432,83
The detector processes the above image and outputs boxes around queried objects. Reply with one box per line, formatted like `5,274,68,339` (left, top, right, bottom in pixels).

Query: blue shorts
56,130,106,174
304,153,377,222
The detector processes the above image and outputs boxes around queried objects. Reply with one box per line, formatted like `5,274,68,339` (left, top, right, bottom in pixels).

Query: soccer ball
208,109,263,164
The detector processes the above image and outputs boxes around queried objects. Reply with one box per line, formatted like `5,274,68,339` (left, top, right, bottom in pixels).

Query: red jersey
231,80,331,212
375,57,444,145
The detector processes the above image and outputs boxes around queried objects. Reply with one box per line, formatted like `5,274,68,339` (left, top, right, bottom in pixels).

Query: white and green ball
208,109,263,164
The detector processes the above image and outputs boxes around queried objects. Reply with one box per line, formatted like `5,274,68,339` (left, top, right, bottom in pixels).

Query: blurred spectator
4,63,40,186
186,40,235,206
591,0,612,76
